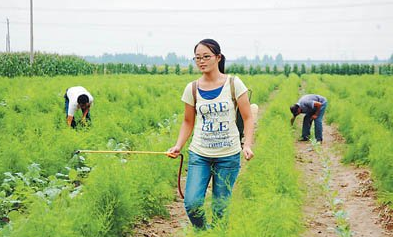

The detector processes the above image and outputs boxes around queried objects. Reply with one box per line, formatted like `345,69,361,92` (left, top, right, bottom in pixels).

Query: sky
1,0,392,60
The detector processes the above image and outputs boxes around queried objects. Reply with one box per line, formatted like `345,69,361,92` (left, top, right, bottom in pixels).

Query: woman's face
194,44,220,73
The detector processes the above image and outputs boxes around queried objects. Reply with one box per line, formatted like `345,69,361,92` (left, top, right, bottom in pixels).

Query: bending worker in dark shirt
290,94,328,143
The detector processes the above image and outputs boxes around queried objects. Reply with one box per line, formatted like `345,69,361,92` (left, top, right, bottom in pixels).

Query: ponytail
218,54,225,73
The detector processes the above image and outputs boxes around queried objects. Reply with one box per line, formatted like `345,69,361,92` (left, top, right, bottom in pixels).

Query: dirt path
132,95,393,237
297,122,393,237
132,195,188,237
131,98,264,237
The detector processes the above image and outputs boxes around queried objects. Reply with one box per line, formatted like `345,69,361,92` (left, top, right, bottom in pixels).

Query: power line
2,16,393,29
1,1,393,13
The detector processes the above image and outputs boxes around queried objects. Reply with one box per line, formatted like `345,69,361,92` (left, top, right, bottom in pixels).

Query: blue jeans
184,151,240,229
302,101,328,141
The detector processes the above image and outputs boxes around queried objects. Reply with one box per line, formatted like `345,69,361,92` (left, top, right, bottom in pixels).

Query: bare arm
237,92,254,160
168,103,195,158
67,115,74,127
82,104,91,120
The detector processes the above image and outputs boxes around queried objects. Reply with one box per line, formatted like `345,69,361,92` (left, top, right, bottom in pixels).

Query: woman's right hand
167,145,181,158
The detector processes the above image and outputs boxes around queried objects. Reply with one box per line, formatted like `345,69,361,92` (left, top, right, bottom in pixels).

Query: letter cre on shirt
181,75,248,158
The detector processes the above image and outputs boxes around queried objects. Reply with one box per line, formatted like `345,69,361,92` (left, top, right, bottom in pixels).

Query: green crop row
2,53,392,78
0,74,191,236
0,52,94,77
0,75,192,178
319,75,393,130
0,74,285,236
0,52,189,77
2,73,390,236
241,74,283,104
0,127,183,237
0,74,193,236
192,75,303,236
379,64,393,75
303,74,393,206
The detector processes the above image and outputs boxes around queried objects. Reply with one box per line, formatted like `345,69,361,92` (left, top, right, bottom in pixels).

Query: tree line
83,52,285,67
1,52,392,77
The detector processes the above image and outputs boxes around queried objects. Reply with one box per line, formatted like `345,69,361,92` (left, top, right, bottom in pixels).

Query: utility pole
30,0,34,65
6,18,10,52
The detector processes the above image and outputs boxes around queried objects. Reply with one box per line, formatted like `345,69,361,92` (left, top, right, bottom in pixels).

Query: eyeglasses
193,55,215,62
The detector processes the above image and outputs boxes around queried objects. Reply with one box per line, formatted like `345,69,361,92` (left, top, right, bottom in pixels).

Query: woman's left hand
242,145,254,161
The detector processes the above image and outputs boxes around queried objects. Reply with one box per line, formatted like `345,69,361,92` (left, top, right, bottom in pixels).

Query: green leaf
7,210,21,221
68,169,78,181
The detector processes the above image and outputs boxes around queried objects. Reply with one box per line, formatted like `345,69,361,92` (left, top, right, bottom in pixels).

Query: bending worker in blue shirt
290,94,328,143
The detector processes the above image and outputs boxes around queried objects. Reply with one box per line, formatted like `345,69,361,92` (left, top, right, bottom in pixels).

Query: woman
168,39,254,229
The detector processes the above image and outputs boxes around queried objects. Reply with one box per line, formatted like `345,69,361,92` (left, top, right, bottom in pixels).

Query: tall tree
370,64,375,75
273,65,278,75
301,64,306,75
175,64,181,75
151,65,157,74
188,64,194,74
164,64,169,74
255,65,262,74
284,64,291,77
249,65,255,75
265,65,270,74
311,65,316,74
293,64,299,76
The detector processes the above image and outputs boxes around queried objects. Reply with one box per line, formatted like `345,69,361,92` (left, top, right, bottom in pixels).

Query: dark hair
77,94,89,105
290,104,300,117
194,39,226,73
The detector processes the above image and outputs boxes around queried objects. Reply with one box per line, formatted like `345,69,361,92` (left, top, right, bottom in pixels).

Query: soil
132,94,393,237
131,103,261,237
132,195,188,237
297,122,393,237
